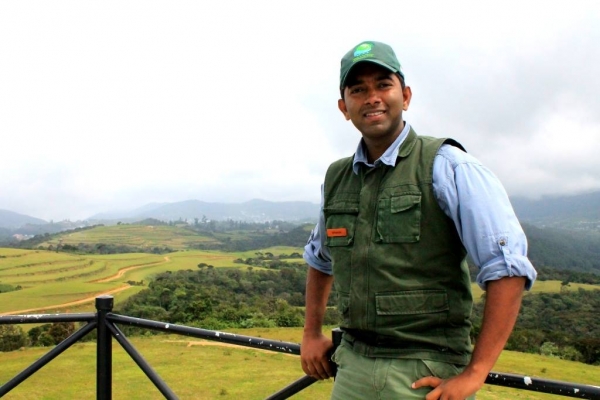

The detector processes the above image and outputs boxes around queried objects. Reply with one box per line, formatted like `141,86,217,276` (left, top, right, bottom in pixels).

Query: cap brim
340,59,399,90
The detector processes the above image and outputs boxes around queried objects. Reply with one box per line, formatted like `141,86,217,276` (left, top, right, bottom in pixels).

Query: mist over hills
1,191,599,233
511,191,600,229
2,193,600,276
0,209,46,228
88,199,321,224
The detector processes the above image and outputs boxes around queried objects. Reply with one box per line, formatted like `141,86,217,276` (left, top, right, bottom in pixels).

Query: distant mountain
0,209,47,229
523,223,600,274
88,199,320,223
89,202,168,220
511,191,600,229
86,191,600,227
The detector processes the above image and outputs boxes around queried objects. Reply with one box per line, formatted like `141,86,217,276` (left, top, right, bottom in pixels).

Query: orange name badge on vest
326,228,348,238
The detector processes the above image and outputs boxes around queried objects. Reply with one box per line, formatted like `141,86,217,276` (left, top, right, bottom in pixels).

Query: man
300,41,537,400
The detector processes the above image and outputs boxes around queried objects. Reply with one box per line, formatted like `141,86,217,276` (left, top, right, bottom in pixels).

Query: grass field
2,245,600,398
41,224,221,250
0,327,598,399
471,279,599,302
0,247,307,315
2,246,600,315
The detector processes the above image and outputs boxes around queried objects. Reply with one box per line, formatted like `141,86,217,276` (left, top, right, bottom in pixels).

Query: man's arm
412,275,526,399
300,266,334,380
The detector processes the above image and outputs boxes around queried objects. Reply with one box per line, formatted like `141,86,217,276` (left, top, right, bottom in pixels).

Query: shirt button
499,239,507,246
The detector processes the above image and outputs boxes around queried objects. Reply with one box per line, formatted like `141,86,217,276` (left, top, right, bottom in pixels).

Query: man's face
338,63,411,143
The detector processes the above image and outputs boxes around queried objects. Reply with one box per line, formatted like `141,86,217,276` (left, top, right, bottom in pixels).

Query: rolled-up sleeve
433,144,537,290
303,185,333,275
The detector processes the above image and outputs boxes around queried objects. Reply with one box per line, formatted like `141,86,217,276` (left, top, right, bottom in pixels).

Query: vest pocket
375,290,448,333
324,204,358,247
376,193,421,243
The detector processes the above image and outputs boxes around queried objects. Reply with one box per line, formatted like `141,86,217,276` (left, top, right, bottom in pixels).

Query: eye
349,86,364,94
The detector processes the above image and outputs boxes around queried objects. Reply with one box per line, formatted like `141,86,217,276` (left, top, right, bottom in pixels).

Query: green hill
42,224,219,251
10,222,313,254
0,247,303,315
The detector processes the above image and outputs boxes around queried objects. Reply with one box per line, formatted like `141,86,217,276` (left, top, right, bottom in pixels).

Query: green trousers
331,340,476,400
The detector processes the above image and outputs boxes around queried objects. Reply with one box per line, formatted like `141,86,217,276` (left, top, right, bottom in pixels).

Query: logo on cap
353,43,372,57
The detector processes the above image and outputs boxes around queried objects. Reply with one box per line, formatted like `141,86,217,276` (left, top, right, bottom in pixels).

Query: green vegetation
8,221,315,254
118,265,600,365
0,249,168,313
118,266,337,331
473,289,600,364
0,283,20,293
524,223,600,274
0,331,598,399
0,322,76,352
0,247,310,314
2,220,600,396
0,324,27,352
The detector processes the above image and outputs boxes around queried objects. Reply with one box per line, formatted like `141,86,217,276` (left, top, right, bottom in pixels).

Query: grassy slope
2,244,600,397
0,247,305,314
0,329,598,399
2,246,600,314
42,224,220,250
471,280,599,302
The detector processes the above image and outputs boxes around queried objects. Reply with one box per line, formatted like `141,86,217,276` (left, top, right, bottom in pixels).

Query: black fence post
96,295,114,400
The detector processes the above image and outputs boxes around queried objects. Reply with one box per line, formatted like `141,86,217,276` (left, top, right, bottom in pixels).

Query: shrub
0,325,27,352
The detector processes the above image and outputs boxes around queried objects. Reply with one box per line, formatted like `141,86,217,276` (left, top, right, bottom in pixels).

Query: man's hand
301,332,334,380
301,267,334,380
412,276,526,399
412,368,485,400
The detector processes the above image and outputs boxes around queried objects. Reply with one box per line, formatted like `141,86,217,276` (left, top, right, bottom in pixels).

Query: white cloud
1,0,599,220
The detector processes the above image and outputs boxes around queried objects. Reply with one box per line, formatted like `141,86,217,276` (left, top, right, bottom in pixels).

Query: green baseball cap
339,41,404,90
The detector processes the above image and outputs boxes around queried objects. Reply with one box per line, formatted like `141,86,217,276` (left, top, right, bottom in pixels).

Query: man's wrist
462,362,491,383
303,327,324,337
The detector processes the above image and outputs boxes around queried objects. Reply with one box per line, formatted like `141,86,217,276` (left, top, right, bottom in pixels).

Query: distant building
12,234,32,241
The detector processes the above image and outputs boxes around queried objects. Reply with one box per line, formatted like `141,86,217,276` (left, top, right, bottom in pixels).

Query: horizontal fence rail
1,295,599,399
106,313,301,355
485,372,600,398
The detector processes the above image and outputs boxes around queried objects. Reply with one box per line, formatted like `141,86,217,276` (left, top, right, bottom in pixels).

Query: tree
540,341,559,357
47,322,75,344
0,325,27,352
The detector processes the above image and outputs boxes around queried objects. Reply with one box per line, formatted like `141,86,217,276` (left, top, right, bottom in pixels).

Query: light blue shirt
303,122,537,290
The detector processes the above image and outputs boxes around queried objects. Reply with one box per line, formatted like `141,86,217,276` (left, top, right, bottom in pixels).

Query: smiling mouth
364,110,385,117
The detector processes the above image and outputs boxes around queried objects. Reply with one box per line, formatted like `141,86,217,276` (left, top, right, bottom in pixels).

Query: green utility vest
323,128,473,365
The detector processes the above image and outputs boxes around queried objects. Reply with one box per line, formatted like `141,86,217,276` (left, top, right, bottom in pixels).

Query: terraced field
0,246,304,315
41,224,220,250
2,245,598,314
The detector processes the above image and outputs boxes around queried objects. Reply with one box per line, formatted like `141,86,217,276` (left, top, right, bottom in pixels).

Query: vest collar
352,122,412,175
397,127,418,159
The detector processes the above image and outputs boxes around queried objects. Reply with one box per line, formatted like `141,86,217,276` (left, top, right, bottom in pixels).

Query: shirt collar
352,122,411,175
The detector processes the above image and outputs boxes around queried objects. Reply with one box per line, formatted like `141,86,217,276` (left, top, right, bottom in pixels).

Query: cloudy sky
1,1,599,221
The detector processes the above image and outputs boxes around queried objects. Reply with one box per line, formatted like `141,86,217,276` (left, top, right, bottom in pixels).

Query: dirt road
0,256,174,315
93,256,170,283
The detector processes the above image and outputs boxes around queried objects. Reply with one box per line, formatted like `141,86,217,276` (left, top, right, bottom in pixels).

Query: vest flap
390,194,422,213
376,290,449,315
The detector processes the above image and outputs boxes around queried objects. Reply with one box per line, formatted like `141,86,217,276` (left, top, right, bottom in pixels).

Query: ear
338,98,351,121
402,86,412,111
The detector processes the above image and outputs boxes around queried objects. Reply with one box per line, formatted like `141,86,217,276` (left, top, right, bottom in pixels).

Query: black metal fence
1,295,599,399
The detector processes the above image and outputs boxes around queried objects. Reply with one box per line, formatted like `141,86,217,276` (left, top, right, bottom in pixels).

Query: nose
364,87,381,105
